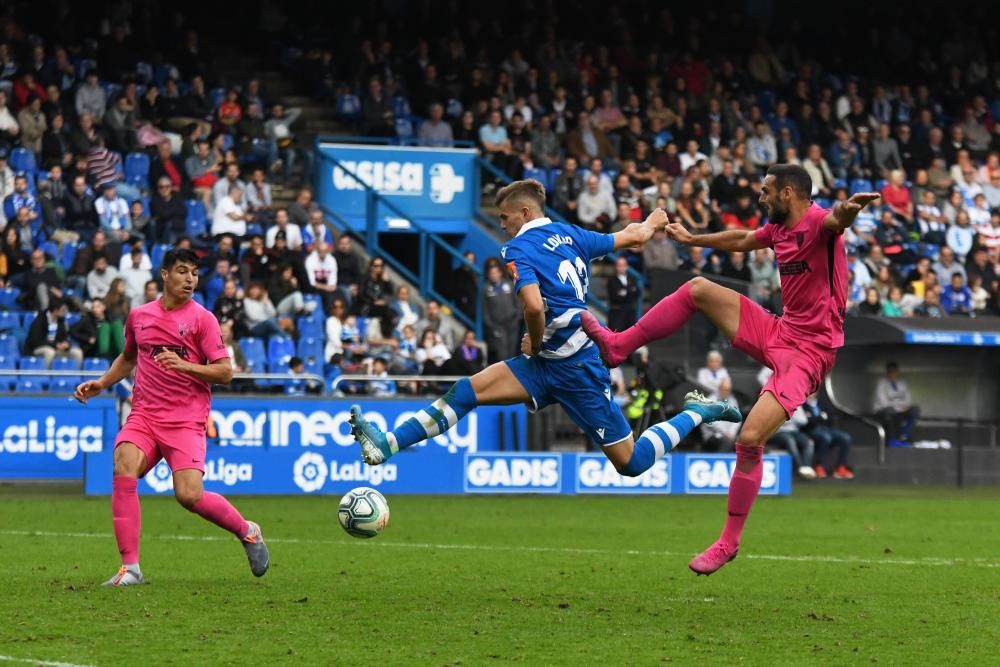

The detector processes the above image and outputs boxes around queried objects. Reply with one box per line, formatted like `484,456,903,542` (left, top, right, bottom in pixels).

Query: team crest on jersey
178,322,192,337
505,261,519,282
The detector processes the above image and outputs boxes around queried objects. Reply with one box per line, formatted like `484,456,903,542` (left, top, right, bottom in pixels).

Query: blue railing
475,156,645,319
314,135,477,149
314,151,483,338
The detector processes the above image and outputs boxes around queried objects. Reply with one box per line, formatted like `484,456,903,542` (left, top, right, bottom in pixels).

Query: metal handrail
824,374,887,463
1,370,328,396
313,135,477,149
330,373,467,392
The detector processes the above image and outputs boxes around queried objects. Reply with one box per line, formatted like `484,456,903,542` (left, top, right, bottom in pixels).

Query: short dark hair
886,361,899,372
47,297,66,312
767,164,812,199
160,248,199,271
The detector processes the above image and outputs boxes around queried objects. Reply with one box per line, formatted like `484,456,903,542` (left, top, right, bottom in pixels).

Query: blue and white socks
387,377,479,452
618,410,703,477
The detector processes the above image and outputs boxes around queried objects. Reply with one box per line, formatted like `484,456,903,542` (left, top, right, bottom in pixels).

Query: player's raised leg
104,442,148,587
602,390,743,475
351,361,531,465
581,276,743,367
173,469,269,577
689,391,787,576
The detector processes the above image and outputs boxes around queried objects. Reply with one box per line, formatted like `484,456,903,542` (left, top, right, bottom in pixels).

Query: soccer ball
338,487,390,538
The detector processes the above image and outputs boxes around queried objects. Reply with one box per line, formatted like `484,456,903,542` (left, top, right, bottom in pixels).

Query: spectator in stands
3,174,40,225
966,247,998,295
266,208,303,251
452,330,486,376
305,239,339,313
940,272,973,315
16,93,45,154
1,223,27,280
416,328,452,375
185,138,219,213
700,377,740,451
94,185,132,244
19,248,61,312
104,94,137,153
0,90,17,144
390,284,422,335
212,185,252,238
149,177,186,245
696,350,731,397
75,69,106,121
24,297,82,367
552,156,583,221
874,362,920,446
218,319,246,377
149,142,184,196
265,103,303,186
217,89,242,132
237,101,269,164
361,77,391,135
531,114,560,171
829,129,860,180
417,298,460,350
873,123,902,178
802,144,835,197
243,281,285,339
128,200,152,242
288,189,312,229
367,356,397,397
482,262,519,364
969,275,991,314
566,113,614,165
607,256,640,332
245,168,273,221
10,205,34,250
120,246,152,309
70,297,111,359
212,278,245,335
417,102,454,148
748,122,777,171
722,251,752,283
333,234,362,303
932,246,966,287
303,209,334,252
322,298,348,362
642,226,679,272
802,393,853,479
856,287,882,315
749,248,780,307
881,170,914,224
86,254,118,300
947,211,975,261
143,280,159,305
212,162,247,210
576,174,616,231
769,403,817,479
883,286,904,318
0,150,13,223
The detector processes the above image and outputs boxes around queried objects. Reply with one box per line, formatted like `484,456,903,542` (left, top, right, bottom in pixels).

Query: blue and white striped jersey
501,217,614,360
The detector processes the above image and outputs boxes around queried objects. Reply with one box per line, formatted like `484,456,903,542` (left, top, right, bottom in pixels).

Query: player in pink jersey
75,248,269,586
581,164,880,575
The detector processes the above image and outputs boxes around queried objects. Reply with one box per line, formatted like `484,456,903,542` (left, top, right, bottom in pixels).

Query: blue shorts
505,345,632,446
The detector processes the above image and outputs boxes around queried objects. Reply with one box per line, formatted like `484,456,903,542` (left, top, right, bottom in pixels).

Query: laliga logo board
292,452,398,493
464,453,562,494
143,459,253,493
575,454,670,494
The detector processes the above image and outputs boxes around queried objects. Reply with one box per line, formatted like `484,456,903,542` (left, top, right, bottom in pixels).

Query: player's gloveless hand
645,207,669,231
665,221,694,245
520,333,538,356
74,380,103,404
844,192,881,213
154,349,189,372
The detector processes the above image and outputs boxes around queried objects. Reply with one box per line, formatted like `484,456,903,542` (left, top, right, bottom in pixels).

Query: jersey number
557,258,590,301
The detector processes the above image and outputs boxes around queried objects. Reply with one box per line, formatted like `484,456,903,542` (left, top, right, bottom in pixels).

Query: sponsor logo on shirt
778,261,812,276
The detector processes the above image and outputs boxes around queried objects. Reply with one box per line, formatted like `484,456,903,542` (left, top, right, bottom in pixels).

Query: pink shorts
115,412,208,474
731,295,838,418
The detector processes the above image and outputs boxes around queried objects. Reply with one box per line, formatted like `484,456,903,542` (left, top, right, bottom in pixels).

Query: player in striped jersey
350,180,740,474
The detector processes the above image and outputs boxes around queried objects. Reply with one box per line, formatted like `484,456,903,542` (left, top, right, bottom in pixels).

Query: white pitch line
0,655,96,667
2,529,998,569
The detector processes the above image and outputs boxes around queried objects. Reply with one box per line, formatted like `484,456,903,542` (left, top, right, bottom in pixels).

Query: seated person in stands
802,393,853,479
768,404,817,479
696,350,730,396
700,377,740,451
873,361,920,446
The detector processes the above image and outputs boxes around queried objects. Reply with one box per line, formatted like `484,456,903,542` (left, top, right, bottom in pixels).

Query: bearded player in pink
75,248,269,586
581,164,880,575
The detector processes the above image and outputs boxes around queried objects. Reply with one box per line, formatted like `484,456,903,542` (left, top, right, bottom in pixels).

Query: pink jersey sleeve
123,310,137,356
753,223,775,248
198,309,229,363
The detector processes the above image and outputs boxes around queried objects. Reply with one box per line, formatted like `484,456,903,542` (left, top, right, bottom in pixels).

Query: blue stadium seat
83,357,110,373
833,178,848,191
296,315,323,338
64,312,81,328
547,168,562,192
21,311,36,331
18,356,48,388
0,354,15,390
0,286,19,309
48,377,78,393
61,242,77,272
185,199,208,237
267,336,295,363
40,240,59,261
62,287,80,302
297,336,323,363
0,311,19,332
191,292,205,307
151,244,171,270
0,334,18,357
523,167,546,185
51,356,82,373
240,337,266,363
875,179,889,192
267,358,294,390
303,294,322,312
849,179,874,195
15,378,43,392
393,96,412,117
10,147,36,173
335,93,361,120
210,87,226,108
124,153,150,190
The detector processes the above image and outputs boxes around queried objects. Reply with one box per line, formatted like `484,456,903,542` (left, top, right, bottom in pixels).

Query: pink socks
720,444,764,549
190,492,249,538
613,281,697,355
112,476,141,565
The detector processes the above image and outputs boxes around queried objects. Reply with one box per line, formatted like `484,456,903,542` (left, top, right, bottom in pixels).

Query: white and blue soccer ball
338,487,390,538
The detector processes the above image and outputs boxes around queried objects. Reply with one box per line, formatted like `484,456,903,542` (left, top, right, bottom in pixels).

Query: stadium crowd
3,3,1000,402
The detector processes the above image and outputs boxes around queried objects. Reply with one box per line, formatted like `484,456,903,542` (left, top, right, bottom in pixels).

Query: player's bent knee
174,485,203,510
112,443,146,478
736,426,769,448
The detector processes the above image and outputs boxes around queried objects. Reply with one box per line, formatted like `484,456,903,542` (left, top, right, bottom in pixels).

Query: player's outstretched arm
666,222,765,252
74,350,138,404
823,192,881,232
612,208,669,250
518,283,545,356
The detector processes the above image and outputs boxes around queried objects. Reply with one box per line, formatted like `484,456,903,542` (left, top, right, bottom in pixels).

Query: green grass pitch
1,485,998,666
